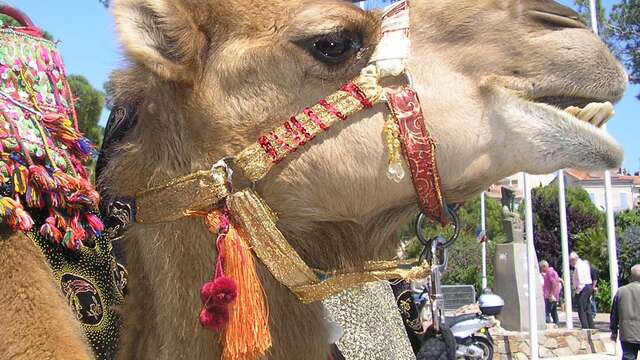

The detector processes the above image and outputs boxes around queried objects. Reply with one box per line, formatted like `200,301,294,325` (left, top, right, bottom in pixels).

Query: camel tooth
564,106,581,117
564,102,614,128
593,102,614,127
575,102,601,123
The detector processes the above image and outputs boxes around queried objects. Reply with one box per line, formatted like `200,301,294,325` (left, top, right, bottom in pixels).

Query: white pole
481,192,487,290
558,170,574,329
588,0,619,302
524,173,539,360
588,2,620,355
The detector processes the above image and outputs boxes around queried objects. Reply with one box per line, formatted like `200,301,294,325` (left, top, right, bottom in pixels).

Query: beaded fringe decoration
0,27,102,249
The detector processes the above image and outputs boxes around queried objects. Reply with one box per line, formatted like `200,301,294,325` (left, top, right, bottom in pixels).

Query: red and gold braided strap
386,86,448,225
135,70,382,224
235,71,383,182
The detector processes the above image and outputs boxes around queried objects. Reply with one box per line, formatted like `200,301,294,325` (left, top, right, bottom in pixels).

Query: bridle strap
386,87,447,224
132,72,382,224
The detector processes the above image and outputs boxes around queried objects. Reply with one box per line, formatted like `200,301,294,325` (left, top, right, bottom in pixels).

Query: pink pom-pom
13,206,34,231
199,305,229,332
200,276,237,307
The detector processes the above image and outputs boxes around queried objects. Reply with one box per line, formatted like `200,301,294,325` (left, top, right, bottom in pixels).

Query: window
620,193,629,210
589,192,596,203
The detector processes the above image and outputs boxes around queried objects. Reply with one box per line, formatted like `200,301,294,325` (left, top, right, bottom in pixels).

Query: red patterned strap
386,87,448,225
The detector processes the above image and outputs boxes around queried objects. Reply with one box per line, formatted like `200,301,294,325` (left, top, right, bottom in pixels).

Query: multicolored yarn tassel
41,113,93,160
0,196,34,231
201,209,272,360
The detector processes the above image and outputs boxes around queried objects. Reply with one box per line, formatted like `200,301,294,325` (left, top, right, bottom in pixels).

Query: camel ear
112,0,206,82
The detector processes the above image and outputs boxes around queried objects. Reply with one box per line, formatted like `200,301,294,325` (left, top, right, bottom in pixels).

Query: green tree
616,209,640,232
575,0,607,34
609,1,640,89
401,194,506,293
618,225,640,284
67,75,105,147
529,184,604,273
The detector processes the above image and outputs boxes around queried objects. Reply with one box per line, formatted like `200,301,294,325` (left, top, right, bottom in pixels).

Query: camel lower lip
526,97,615,130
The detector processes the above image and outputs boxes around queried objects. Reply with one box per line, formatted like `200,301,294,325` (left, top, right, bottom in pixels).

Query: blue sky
11,0,639,171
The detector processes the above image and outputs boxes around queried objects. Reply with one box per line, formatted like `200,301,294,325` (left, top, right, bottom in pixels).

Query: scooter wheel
416,327,456,360
469,336,493,360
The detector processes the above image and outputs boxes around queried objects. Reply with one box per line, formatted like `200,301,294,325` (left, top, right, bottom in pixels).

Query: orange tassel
222,225,272,360
204,211,272,360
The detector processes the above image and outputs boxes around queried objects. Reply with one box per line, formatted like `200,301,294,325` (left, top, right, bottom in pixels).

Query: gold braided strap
227,188,431,303
293,260,431,304
235,68,383,182
226,189,320,289
133,68,382,224
135,168,229,224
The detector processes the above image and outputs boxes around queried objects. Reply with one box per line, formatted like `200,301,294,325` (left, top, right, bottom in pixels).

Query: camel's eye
298,31,362,65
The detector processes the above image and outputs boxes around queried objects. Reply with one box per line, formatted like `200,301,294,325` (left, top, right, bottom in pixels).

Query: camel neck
279,204,417,271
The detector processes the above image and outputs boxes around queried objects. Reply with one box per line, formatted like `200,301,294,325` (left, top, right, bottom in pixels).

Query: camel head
109,0,626,265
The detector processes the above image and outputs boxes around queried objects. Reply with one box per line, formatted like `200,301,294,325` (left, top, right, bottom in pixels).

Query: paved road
551,312,631,359
553,355,616,359
557,311,611,332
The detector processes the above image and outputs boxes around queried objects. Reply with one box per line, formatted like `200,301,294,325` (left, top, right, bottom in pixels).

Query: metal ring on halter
415,205,460,249
404,70,414,88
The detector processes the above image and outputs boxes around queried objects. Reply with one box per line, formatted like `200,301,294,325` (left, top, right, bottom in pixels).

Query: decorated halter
109,1,447,359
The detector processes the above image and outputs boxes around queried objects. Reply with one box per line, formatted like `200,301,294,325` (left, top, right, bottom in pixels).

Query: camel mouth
520,94,624,169
489,82,624,170
533,96,615,129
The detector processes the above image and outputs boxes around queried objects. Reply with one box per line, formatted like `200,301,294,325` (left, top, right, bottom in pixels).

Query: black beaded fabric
26,225,125,360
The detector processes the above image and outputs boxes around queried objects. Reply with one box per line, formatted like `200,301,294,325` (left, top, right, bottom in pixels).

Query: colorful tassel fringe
201,209,272,360
221,226,272,360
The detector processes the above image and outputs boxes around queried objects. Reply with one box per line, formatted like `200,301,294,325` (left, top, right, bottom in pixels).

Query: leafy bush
595,280,612,312
530,184,604,274
616,209,640,231
618,225,640,285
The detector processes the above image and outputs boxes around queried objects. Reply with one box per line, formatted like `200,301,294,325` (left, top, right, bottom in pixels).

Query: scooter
411,212,504,360
447,292,504,360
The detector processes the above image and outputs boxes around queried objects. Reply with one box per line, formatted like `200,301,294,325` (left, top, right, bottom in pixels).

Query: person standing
611,264,640,360
570,252,595,329
540,260,561,325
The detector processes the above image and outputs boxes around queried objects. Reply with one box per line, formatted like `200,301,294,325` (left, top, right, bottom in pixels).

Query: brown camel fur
0,0,627,359
0,226,94,359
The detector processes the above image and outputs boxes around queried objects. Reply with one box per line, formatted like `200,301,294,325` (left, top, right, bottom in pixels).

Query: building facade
562,170,640,212
487,170,640,212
